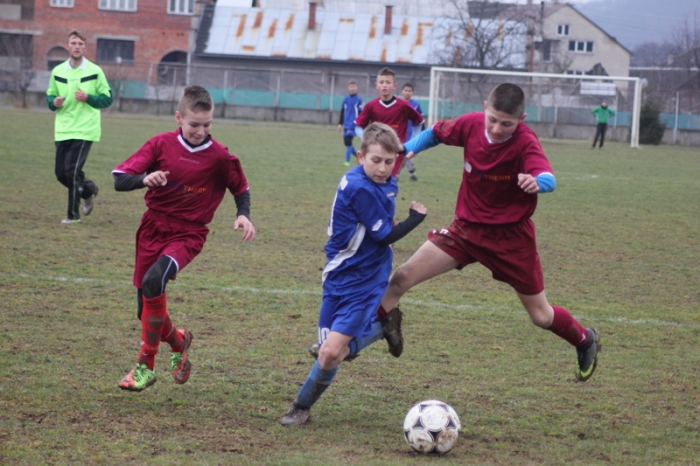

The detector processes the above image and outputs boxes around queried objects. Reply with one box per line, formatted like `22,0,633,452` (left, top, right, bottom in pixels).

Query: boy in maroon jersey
377,83,602,382
112,85,256,391
354,67,424,179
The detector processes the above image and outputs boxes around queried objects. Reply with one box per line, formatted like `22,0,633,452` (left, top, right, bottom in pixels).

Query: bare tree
0,33,36,108
669,11,700,89
631,41,680,67
435,0,528,70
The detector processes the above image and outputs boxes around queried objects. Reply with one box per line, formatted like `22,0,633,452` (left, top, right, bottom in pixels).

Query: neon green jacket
46,58,112,142
592,106,615,125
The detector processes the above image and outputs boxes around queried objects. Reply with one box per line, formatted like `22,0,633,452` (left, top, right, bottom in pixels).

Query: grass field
1,107,699,465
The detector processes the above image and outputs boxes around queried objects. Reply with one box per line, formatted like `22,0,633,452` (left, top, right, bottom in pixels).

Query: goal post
428,66,643,148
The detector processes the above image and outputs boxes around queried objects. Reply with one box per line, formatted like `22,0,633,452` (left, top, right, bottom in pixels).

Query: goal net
428,66,642,148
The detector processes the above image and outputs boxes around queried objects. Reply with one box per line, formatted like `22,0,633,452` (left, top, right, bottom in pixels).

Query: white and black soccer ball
403,399,461,454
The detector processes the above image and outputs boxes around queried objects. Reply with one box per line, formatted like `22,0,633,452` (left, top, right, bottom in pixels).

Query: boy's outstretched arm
376,202,427,247
402,128,440,159
517,172,556,194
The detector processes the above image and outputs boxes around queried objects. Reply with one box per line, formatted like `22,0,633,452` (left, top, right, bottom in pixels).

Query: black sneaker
307,343,359,362
381,307,404,358
280,402,310,426
576,328,601,382
83,185,99,216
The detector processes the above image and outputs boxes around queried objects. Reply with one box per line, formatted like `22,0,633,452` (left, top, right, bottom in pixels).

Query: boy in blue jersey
281,122,427,425
399,83,423,181
337,80,363,166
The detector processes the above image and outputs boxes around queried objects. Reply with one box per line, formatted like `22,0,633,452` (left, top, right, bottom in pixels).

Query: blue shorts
317,282,385,344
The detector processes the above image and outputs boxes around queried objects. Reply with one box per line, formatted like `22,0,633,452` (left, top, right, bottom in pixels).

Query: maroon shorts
132,210,209,288
428,217,544,295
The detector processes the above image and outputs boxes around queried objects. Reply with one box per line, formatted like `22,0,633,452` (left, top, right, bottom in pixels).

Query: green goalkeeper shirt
46,58,113,142
591,106,615,125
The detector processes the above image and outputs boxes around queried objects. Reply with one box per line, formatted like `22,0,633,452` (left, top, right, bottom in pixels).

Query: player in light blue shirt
400,83,423,181
337,80,363,166
281,122,427,425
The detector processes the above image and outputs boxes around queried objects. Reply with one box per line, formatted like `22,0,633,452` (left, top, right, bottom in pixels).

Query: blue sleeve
415,102,424,116
404,128,440,154
535,173,556,193
351,187,393,242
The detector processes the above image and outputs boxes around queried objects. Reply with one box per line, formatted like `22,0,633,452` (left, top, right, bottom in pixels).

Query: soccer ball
403,399,461,454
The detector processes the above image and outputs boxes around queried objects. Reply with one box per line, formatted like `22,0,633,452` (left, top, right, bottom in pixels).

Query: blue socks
347,321,383,357
344,146,355,163
296,360,338,408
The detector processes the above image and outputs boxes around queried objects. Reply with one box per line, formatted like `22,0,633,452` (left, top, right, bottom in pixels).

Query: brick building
0,0,196,83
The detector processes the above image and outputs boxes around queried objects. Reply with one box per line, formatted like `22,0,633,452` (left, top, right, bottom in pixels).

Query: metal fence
3,59,700,134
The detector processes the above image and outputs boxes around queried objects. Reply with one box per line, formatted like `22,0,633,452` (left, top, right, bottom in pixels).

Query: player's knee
318,345,344,368
389,265,414,293
142,267,164,299
529,310,553,328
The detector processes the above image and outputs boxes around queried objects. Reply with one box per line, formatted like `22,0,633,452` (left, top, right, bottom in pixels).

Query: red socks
375,305,388,322
548,305,588,347
137,294,168,370
161,317,185,353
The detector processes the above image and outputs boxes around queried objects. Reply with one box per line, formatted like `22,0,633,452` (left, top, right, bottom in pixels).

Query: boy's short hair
178,85,213,116
361,122,402,154
377,67,396,79
402,83,414,90
487,83,525,117
347,79,357,86
68,30,87,43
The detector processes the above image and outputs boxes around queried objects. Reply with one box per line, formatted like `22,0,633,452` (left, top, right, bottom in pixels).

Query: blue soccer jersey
406,99,424,141
322,165,397,292
340,94,363,136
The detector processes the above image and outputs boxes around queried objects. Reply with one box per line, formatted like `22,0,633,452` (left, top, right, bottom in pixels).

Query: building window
557,24,569,36
168,0,194,15
99,0,137,12
96,39,134,63
565,70,585,76
50,0,74,7
568,40,594,53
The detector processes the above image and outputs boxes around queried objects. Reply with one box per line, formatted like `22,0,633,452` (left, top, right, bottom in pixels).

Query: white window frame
557,24,569,36
168,0,195,15
98,0,137,12
50,0,74,7
569,40,594,54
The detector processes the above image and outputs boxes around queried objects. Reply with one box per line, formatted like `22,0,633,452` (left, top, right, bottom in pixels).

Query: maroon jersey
432,113,553,224
354,97,424,143
113,130,249,225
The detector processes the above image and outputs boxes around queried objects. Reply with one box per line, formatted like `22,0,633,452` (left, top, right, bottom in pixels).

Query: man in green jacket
591,100,615,150
47,30,113,224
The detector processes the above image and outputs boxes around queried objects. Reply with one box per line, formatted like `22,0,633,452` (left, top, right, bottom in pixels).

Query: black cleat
381,307,404,358
576,328,602,382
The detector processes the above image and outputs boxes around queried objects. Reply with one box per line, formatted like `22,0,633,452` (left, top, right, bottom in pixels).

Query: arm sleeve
376,208,427,247
87,91,114,109
535,172,556,193
403,128,440,154
46,95,57,111
354,106,369,128
113,172,147,192
234,190,251,219
338,103,345,125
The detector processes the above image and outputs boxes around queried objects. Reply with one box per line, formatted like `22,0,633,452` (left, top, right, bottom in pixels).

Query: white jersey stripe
321,223,366,283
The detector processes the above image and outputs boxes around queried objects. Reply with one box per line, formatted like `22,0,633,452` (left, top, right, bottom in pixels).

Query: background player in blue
400,83,423,181
281,122,427,425
337,80,363,166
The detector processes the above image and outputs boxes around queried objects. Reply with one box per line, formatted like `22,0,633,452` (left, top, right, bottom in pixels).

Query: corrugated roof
200,6,453,64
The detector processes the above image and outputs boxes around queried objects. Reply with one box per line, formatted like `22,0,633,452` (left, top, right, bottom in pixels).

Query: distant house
484,1,632,77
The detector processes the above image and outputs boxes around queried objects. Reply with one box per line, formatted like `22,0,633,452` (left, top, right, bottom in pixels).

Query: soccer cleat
118,363,156,391
343,161,351,166
409,172,418,181
381,307,404,358
576,328,602,382
171,329,193,384
307,343,359,362
280,402,310,426
83,185,99,216
61,218,81,224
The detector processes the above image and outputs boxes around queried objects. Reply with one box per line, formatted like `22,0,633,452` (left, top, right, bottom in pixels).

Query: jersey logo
339,176,348,190
386,192,396,198
372,219,383,231
465,161,472,173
